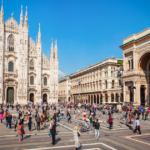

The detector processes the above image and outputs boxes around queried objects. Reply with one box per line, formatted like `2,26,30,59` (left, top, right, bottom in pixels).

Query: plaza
0,106,150,150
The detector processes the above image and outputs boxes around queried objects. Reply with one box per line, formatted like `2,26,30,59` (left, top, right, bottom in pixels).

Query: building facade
70,58,123,104
0,4,58,104
120,27,150,106
58,75,70,102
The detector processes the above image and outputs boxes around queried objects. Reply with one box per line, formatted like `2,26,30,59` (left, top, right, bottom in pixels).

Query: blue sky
3,0,150,78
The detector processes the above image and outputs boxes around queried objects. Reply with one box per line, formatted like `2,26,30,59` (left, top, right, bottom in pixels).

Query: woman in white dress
73,126,81,150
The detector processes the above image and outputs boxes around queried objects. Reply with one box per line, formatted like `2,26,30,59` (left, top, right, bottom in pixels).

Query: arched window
128,60,130,71
105,81,107,89
44,77,47,85
8,61,14,71
112,80,114,88
30,76,34,85
30,60,34,70
8,35,14,51
111,71,113,77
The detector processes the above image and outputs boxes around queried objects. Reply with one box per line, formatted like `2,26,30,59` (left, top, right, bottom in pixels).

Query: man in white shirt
133,118,141,134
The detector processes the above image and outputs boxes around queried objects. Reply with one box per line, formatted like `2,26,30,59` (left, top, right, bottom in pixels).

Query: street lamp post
114,68,124,109
77,81,83,103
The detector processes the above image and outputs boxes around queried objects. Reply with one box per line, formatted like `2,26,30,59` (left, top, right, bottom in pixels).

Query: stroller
79,123,90,132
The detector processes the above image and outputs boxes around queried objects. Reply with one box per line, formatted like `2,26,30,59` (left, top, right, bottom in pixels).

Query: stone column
102,94,105,104
135,82,141,105
108,93,111,104
114,93,116,102
90,95,91,104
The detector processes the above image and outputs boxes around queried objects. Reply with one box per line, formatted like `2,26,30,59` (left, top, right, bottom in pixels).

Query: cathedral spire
54,39,58,60
1,0,4,22
38,23,41,43
24,6,28,27
20,5,23,27
50,38,53,61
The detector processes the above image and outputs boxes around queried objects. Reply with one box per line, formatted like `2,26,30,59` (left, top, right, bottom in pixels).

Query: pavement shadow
24,135,31,139
55,138,61,144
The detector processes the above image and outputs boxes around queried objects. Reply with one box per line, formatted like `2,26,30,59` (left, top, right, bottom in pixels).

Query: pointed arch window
30,76,34,85
44,77,47,86
8,61,14,71
8,35,14,51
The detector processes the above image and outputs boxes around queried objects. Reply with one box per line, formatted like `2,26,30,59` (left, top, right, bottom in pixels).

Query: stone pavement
0,108,150,150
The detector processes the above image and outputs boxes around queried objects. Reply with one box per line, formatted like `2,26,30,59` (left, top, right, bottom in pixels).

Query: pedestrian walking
14,116,18,131
28,114,32,131
0,108,4,123
51,120,56,145
73,126,81,150
89,115,93,132
8,113,12,129
18,121,25,142
48,118,53,137
133,118,141,134
108,115,114,129
36,114,41,131
93,119,100,140
68,114,71,123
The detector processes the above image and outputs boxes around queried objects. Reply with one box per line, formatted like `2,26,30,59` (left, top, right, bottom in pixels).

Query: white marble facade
0,3,58,104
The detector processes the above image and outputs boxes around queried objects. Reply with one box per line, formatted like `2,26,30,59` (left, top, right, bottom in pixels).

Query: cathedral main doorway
43,94,47,103
30,93,34,102
7,87,14,104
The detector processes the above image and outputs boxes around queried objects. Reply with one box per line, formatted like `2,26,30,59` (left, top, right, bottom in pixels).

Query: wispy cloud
58,70,66,78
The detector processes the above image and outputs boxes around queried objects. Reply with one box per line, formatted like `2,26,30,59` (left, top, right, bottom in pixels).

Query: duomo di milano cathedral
0,2,58,104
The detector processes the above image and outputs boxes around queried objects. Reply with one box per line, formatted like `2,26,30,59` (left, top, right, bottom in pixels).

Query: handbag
78,132,80,137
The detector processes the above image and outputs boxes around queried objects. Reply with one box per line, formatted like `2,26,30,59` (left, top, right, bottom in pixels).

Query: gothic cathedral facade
0,4,58,104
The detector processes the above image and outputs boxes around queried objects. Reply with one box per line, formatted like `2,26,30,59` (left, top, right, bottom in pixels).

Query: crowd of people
0,102,148,149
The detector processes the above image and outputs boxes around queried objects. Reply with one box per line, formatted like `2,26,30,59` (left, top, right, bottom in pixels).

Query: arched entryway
43,94,47,103
30,93,34,102
94,95,96,104
138,52,150,105
111,94,114,102
7,87,14,104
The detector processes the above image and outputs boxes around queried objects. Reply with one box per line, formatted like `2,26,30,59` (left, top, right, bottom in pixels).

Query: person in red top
18,121,25,142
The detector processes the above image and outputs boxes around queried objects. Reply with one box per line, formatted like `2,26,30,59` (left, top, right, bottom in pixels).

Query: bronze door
7,87,14,104
43,94,47,102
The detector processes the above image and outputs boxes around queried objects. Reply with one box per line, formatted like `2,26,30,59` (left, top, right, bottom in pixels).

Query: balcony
5,70,18,78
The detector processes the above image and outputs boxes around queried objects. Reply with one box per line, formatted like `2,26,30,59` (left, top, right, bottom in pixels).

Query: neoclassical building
0,4,58,104
120,27,150,106
58,75,71,102
70,58,123,104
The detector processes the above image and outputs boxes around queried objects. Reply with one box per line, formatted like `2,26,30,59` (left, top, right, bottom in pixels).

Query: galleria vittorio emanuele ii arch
120,28,150,106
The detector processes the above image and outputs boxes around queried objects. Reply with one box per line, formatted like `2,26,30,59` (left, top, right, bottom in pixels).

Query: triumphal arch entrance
120,28,150,106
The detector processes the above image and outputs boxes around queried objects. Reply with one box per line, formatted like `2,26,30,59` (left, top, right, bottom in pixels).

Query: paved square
0,107,150,150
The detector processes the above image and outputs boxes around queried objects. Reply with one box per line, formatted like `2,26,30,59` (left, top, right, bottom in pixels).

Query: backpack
20,126,24,132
